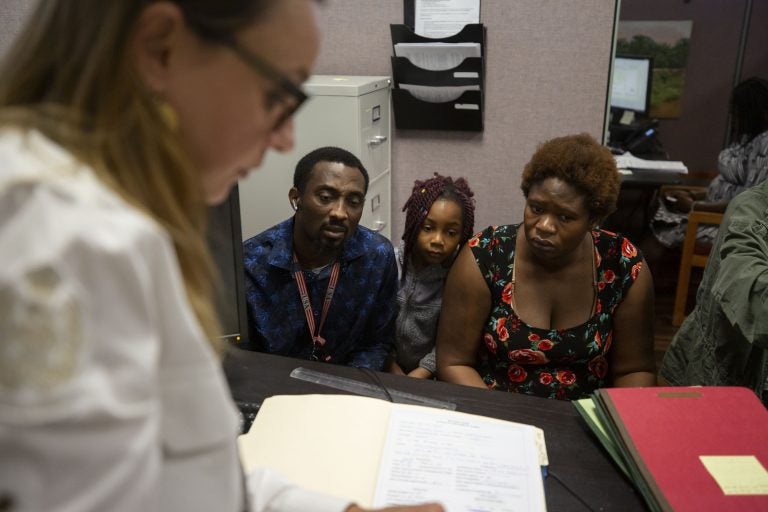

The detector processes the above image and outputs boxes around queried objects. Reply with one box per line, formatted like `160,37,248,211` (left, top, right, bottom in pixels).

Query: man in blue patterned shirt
242,147,397,370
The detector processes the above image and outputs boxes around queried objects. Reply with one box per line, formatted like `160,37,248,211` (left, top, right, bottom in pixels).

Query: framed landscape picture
617,20,693,118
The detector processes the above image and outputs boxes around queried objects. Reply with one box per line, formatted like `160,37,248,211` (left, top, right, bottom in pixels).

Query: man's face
292,161,366,253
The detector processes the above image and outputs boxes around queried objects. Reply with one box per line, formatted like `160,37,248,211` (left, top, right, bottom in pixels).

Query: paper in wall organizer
391,87,483,131
389,23,486,131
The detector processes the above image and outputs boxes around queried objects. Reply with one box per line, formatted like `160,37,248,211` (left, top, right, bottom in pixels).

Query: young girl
390,174,475,378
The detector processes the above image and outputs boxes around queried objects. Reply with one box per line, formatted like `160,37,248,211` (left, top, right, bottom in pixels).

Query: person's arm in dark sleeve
712,200,768,349
241,244,269,353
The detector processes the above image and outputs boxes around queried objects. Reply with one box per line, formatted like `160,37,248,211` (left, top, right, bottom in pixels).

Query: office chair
672,205,725,326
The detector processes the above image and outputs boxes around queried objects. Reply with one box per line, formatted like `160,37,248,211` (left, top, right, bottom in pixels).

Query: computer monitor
207,185,250,346
610,55,652,115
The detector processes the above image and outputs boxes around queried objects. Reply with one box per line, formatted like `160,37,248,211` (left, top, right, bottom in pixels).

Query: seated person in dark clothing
650,77,768,248
243,146,397,370
437,133,656,400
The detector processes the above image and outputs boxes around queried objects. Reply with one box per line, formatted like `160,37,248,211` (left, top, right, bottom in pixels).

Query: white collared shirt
0,128,347,512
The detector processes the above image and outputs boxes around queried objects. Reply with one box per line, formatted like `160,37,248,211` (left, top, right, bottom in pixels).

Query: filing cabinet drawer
358,87,390,180
360,171,391,241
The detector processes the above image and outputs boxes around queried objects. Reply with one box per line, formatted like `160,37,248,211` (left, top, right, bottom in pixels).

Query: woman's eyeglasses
218,37,308,130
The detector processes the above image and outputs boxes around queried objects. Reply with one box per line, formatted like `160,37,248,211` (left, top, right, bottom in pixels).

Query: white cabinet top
304,75,391,96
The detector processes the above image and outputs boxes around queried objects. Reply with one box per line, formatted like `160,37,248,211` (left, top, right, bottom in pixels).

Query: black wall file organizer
390,23,486,132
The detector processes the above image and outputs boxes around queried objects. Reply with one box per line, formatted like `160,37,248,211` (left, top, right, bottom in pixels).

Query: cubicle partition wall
0,0,32,57
313,0,619,240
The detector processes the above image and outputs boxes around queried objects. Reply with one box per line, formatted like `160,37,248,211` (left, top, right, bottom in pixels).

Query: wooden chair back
672,209,725,326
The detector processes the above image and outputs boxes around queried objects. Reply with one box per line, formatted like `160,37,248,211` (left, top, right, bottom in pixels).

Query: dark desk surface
224,348,646,512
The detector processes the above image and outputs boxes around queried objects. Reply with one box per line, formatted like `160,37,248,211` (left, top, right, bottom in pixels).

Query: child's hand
387,360,406,376
407,367,433,379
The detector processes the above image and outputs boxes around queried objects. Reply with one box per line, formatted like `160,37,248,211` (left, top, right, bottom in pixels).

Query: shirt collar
266,217,370,270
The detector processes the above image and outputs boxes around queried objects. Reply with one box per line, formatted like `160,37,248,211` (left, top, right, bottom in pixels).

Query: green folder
573,397,630,478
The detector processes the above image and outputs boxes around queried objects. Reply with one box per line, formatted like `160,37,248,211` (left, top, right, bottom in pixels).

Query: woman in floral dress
436,133,656,400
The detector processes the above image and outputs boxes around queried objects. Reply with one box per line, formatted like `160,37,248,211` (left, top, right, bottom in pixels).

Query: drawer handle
368,135,388,147
372,220,387,232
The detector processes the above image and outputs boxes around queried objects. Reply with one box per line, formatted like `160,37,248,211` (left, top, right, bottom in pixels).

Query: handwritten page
373,407,546,512
415,0,480,38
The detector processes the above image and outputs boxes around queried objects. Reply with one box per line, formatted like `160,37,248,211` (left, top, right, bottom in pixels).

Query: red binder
594,386,768,512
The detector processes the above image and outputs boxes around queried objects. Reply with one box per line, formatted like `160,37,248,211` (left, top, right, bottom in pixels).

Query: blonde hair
0,1,272,348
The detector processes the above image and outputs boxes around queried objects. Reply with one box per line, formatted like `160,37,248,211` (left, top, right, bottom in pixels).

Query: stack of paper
398,83,480,103
240,394,548,511
394,42,481,103
614,152,688,174
575,387,768,512
394,42,481,71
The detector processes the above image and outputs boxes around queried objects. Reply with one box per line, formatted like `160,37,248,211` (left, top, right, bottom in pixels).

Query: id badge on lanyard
292,253,340,362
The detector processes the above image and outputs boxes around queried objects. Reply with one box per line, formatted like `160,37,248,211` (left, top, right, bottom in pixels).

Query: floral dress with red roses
468,224,644,400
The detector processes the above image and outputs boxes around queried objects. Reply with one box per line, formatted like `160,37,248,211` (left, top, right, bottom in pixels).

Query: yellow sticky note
700,456,768,495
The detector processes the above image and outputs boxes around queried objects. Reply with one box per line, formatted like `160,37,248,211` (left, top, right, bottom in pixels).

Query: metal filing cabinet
239,75,392,240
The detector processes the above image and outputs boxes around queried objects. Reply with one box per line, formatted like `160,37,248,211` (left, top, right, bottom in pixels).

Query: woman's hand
663,190,696,213
386,359,406,376
407,367,432,379
662,187,709,213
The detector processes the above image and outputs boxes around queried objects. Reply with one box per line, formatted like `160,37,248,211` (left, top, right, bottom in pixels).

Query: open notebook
239,394,548,511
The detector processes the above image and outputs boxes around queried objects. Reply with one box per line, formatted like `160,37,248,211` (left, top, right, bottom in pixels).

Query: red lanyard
292,253,340,362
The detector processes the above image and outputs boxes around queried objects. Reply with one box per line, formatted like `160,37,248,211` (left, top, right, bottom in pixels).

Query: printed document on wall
415,0,480,38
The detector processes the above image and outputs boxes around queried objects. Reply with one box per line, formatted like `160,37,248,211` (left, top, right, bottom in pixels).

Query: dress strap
589,232,598,318
511,242,518,313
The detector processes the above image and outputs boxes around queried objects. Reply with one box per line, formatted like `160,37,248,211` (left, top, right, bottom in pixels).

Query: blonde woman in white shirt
0,1,442,512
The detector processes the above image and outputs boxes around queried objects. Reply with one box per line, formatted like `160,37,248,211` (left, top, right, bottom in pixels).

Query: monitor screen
610,55,652,114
